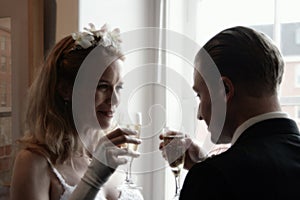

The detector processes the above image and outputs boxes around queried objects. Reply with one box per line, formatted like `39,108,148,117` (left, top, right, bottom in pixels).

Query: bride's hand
82,128,141,189
95,127,141,168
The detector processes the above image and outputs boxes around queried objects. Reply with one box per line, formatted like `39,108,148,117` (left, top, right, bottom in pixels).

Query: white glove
69,128,141,200
82,132,140,189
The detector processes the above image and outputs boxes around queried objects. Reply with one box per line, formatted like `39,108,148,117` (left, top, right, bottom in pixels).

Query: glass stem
128,157,134,183
125,162,130,182
174,174,180,197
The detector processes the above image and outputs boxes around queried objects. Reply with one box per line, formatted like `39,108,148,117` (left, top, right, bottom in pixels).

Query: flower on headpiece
100,27,122,49
72,32,94,49
84,23,105,38
72,23,122,53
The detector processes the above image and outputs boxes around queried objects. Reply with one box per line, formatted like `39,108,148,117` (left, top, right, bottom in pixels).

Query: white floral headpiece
71,23,122,55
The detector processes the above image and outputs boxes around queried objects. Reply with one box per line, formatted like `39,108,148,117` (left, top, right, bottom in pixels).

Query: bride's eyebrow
98,78,110,83
97,80,110,85
97,80,124,85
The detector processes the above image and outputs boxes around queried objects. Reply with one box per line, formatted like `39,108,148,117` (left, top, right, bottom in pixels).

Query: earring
64,99,70,106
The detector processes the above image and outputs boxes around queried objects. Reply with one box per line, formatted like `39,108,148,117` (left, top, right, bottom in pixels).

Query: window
1,56,6,71
166,0,300,196
296,106,300,121
0,83,6,106
296,65,300,87
0,36,5,50
296,28,300,45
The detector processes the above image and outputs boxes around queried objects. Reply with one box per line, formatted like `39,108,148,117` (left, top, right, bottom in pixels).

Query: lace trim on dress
46,158,106,200
46,158,76,200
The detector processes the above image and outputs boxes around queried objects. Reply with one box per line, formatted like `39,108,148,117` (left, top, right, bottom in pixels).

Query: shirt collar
231,111,289,145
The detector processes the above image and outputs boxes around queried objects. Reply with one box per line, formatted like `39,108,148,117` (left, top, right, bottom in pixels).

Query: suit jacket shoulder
180,118,300,200
180,158,234,200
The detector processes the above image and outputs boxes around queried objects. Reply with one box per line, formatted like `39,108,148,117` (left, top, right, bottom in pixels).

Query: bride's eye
116,84,123,92
97,83,110,91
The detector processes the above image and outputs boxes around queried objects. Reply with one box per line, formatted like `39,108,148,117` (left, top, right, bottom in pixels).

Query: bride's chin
97,120,111,130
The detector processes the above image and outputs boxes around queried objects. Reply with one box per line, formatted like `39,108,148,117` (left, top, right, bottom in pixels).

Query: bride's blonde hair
19,36,95,163
19,28,124,164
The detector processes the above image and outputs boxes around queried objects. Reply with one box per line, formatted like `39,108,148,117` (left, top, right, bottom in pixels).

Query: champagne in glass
163,130,185,200
118,112,141,149
125,123,141,151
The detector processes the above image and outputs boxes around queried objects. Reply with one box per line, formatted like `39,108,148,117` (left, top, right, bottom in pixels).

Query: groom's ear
221,76,234,100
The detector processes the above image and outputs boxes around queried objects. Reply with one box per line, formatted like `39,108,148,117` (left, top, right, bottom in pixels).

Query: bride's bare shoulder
10,149,51,200
15,149,49,168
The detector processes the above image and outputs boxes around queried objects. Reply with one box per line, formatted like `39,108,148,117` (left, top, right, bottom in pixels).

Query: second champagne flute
163,129,185,200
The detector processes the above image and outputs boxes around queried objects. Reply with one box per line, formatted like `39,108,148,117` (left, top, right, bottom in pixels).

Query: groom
162,26,300,199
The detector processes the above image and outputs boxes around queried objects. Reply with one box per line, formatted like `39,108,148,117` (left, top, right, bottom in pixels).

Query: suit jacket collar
234,118,300,146
231,112,289,145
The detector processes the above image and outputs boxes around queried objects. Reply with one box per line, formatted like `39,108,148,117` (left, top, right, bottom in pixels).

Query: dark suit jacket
180,118,300,200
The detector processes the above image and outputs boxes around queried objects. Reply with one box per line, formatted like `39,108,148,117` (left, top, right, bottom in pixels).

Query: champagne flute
163,129,185,200
123,123,141,185
118,112,142,188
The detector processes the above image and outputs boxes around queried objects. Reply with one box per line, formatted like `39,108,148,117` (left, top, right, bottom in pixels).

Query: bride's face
95,59,124,129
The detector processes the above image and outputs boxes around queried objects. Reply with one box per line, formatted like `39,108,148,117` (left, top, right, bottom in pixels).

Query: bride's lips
97,110,114,118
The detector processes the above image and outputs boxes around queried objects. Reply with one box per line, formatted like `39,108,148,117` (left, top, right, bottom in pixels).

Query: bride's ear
57,80,72,101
